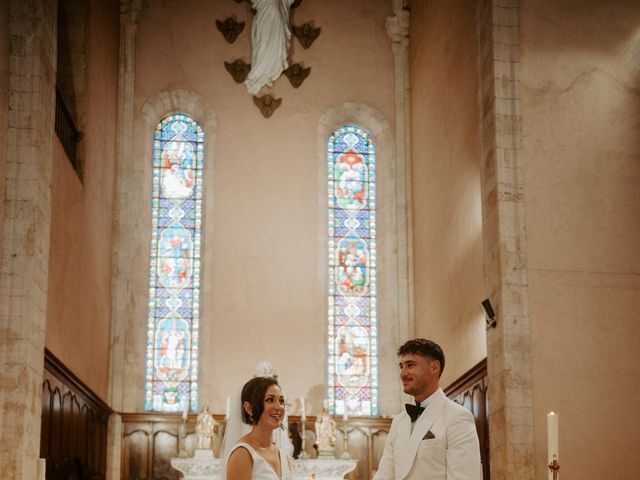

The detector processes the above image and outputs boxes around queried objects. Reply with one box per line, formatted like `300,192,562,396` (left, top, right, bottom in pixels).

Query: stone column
106,1,142,479
385,9,414,345
477,1,535,478
0,0,56,478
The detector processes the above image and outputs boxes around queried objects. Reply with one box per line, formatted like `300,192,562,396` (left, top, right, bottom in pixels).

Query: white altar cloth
171,451,357,480
291,458,357,479
171,450,222,480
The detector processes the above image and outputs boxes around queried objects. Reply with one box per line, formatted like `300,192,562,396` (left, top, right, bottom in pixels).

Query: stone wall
0,1,7,260
0,1,56,478
409,0,487,387
46,0,119,402
476,1,535,477
520,0,640,477
111,0,409,417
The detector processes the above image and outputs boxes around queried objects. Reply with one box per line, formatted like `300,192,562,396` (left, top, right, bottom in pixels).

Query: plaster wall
0,1,7,264
45,0,119,400
520,1,640,478
409,0,487,387
122,0,397,415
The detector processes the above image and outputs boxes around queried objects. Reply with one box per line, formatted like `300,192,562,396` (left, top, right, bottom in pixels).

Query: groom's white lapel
395,389,447,480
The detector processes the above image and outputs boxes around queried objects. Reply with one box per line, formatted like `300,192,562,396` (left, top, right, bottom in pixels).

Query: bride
224,376,292,479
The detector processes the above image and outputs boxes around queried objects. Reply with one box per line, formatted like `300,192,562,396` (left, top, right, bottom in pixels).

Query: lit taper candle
547,411,559,480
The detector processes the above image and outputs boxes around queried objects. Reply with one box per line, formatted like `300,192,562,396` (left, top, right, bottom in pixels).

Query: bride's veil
220,388,250,463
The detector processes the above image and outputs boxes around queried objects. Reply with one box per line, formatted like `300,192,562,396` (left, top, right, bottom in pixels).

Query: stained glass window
144,114,204,413
327,124,378,416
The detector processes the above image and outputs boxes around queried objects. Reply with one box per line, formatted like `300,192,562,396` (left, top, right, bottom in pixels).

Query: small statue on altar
315,407,337,457
196,405,217,450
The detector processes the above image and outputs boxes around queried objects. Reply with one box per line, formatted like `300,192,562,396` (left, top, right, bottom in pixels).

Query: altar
170,450,357,480
290,458,358,480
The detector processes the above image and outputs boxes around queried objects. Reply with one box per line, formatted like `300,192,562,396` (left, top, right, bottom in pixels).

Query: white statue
196,405,217,450
315,408,337,454
245,0,295,94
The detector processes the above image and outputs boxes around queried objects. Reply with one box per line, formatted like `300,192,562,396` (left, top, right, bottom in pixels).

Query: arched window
327,124,378,416
144,114,204,413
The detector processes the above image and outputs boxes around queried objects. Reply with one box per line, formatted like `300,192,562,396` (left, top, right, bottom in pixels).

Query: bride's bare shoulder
226,444,253,480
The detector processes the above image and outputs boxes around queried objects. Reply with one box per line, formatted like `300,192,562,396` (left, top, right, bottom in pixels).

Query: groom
373,339,481,480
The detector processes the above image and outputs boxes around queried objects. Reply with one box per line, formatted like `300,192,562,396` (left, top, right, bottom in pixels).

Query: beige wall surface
0,2,7,267
46,0,119,401
123,0,397,415
520,0,640,478
409,0,487,387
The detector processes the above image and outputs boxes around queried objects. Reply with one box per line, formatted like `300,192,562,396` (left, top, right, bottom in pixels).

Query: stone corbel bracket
216,17,245,43
224,59,251,83
385,10,410,47
253,94,282,118
292,22,321,49
283,63,311,88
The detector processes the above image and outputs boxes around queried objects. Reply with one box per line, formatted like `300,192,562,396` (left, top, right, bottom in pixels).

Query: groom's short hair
397,338,445,377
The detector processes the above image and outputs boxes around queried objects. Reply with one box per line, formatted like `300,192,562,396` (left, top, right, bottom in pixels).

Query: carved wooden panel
121,414,391,480
41,349,111,480
123,430,150,479
293,417,392,480
344,427,369,480
445,358,490,480
370,428,388,476
121,414,211,480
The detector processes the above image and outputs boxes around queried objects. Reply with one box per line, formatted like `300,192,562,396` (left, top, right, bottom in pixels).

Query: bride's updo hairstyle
240,376,280,425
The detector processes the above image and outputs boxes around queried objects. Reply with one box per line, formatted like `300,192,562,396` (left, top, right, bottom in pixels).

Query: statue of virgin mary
245,0,295,94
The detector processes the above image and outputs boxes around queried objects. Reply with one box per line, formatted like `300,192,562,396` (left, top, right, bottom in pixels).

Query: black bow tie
405,403,425,422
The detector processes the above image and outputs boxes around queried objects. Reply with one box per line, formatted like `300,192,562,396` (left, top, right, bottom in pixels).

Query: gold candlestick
548,458,560,480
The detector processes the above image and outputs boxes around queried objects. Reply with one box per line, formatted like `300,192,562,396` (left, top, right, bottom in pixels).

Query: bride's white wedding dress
227,442,291,480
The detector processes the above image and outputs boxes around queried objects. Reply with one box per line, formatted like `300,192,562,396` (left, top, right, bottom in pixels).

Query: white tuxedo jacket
373,389,481,480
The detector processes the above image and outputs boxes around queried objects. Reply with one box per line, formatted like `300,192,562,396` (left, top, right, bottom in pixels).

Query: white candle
300,397,306,420
547,411,558,479
226,396,231,420
343,409,348,422
182,398,189,421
